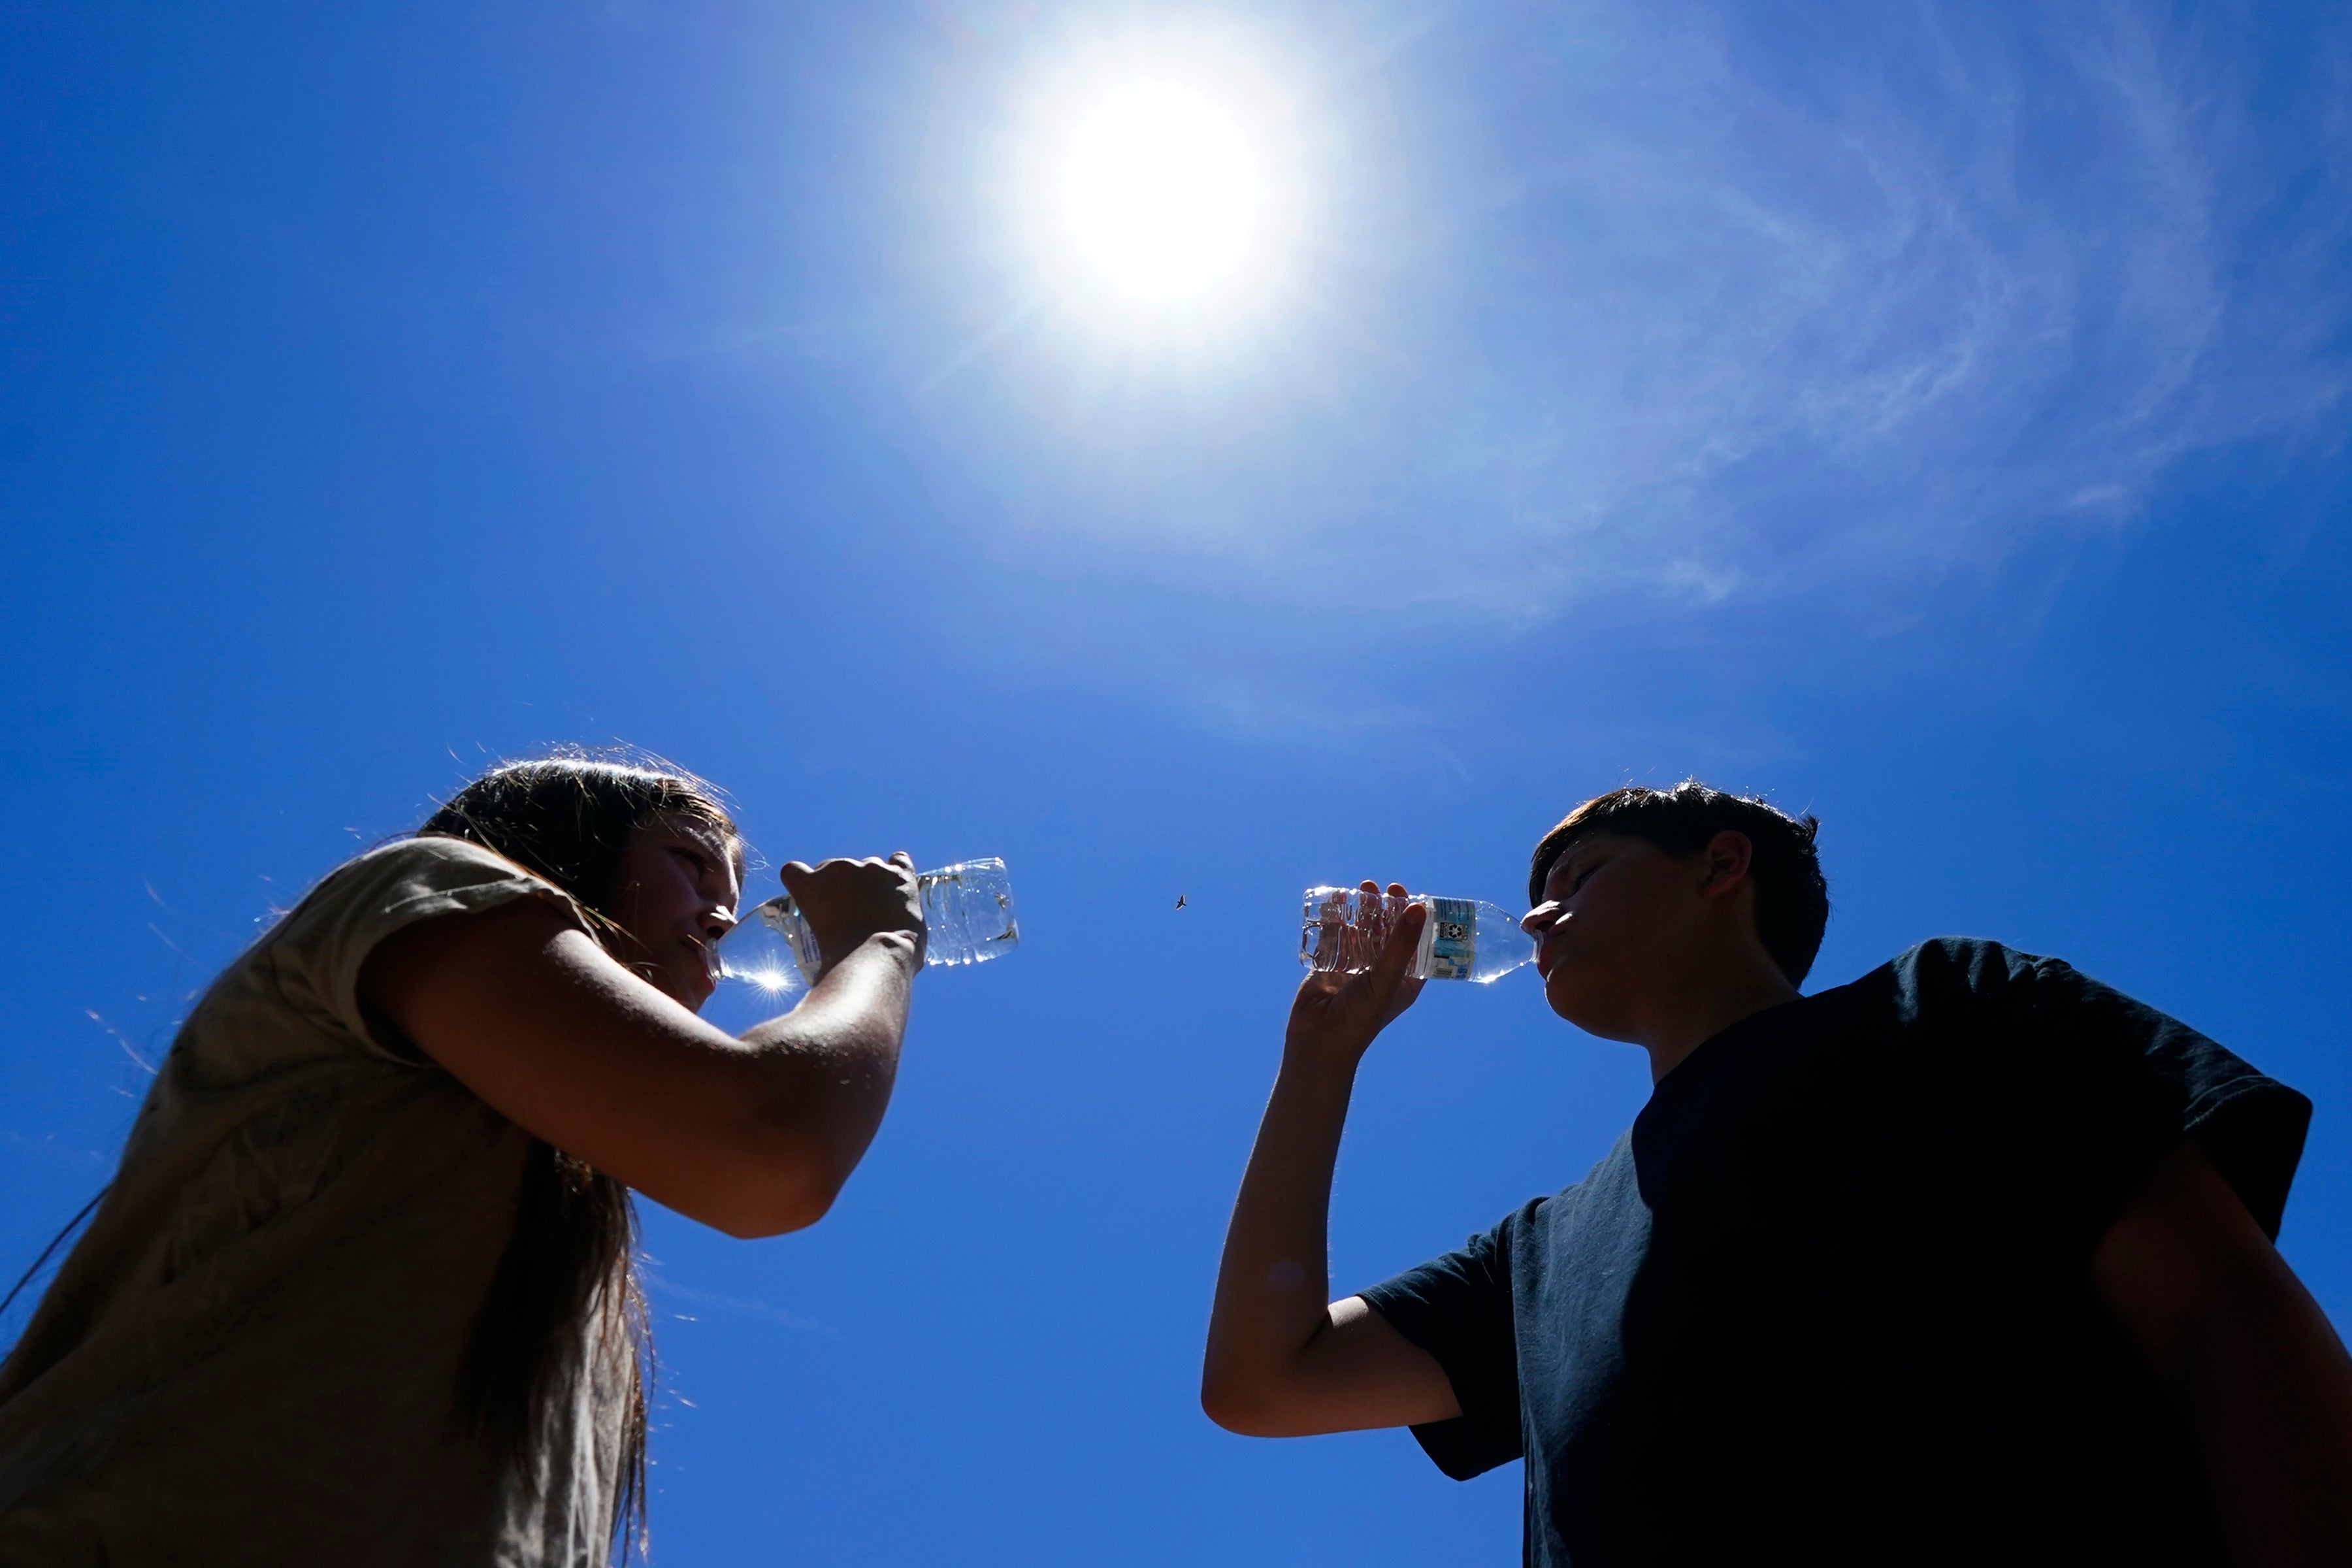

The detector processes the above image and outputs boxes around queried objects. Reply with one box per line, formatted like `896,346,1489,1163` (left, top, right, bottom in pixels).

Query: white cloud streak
908,1,2352,620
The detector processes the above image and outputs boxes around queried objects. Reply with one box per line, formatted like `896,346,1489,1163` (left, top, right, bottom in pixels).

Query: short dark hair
1528,781,1830,985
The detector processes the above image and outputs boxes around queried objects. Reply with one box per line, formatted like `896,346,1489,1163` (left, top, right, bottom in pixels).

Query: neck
1639,958,1803,1083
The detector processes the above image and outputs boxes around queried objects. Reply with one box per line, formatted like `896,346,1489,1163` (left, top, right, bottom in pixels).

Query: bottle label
1424,898,1477,980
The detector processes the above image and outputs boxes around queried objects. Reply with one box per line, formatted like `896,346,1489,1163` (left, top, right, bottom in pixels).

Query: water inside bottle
1299,885,1535,983
917,858,1020,966
1300,886,1417,976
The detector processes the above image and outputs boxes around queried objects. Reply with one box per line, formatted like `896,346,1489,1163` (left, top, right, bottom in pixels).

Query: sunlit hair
419,749,743,1563
1529,781,1831,986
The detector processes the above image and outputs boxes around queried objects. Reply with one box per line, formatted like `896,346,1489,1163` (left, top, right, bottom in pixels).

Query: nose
1520,902,1560,939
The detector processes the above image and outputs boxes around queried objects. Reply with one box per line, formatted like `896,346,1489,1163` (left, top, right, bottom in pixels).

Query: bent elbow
709,1166,841,1240
706,1202,822,1241
700,1094,869,1238
710,1205,811,1241
683,1133,847,1239
1200,1375,1279,1438
1200,1389,1250,1435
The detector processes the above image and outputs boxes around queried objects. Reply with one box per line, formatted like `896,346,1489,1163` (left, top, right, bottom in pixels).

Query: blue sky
4,2,2349,1561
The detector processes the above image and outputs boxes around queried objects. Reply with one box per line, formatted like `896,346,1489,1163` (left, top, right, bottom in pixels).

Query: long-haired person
0,755,925,1565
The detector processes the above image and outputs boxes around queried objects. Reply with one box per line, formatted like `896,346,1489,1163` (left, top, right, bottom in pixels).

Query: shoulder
1832,937,2064,1023
1870,941,2309,1232
1500,1136,1640,1255
1882,936,2048,988
1820,938,2213,1054
1516,1133,1635,1218
1870,938,2198,1026
228,837,591,1069
275,836,562,926
253,836,589,966
1408,1183,1576,1280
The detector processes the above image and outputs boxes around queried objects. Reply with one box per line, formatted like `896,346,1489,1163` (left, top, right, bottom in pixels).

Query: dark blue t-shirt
1358,939,2311,1567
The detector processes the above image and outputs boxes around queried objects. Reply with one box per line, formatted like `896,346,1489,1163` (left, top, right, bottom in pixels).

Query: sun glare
1063,84,1261,302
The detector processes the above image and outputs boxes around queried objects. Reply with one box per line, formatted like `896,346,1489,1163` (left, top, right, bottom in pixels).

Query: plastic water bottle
1299,885,1535,983
711,858,1018,1017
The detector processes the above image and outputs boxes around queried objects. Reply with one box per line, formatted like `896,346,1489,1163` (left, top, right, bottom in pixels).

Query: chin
1546,994,1601,1032
1539,966,1586,1021
1542,975,1616,1037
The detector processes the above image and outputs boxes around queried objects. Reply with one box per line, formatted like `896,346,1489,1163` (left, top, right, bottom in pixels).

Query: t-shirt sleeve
1356,1206,1529,1480
1913,939,2313,1242
263,836,592,1066
2018,949,2310,1239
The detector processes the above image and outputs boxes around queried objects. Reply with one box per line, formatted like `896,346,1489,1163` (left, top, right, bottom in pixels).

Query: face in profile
604,814,742,1011
1520,832,1723,1042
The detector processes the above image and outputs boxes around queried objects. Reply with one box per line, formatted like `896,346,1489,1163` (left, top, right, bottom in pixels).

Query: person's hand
777,853,925,979
1284,881,1426,1070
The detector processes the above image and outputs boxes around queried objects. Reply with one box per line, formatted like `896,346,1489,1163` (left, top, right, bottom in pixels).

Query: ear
1695,830,1754,900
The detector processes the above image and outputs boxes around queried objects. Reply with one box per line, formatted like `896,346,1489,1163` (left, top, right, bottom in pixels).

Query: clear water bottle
1299,885,1535,983
710,858,1018,1021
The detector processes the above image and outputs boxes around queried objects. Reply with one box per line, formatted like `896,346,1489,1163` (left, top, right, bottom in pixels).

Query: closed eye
670,847,710,877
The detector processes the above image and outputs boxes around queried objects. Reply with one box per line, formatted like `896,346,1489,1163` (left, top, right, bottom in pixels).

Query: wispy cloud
903,1,2351,619
643,1271,844,1339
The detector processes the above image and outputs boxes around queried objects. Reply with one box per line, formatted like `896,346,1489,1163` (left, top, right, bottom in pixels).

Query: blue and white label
1422,897,1477,980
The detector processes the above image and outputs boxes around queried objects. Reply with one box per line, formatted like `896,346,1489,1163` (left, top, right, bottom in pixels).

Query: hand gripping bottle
1299,885,1535,983
713,858,1018,1015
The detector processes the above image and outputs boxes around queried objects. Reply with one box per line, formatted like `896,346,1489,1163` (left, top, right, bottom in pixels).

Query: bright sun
1063,84,1261,302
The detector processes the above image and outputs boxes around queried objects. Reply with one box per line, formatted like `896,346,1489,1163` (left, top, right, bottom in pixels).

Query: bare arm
362,855,923,1239
2095,1139,2352,1567
1201,884,1461,1437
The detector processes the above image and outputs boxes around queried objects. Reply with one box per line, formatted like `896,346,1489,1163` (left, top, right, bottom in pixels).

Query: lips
1535,930,1572,981
683,937,719,1003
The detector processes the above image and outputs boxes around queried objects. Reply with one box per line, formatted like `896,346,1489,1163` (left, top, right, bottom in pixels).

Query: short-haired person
0,755,926,1565
1203,783,2352,1565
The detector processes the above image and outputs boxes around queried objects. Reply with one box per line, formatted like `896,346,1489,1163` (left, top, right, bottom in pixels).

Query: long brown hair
419,752,743,1563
